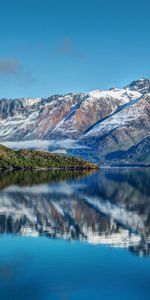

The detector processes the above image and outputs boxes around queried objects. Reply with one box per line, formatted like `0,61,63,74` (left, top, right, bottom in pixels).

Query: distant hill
0,144,98,170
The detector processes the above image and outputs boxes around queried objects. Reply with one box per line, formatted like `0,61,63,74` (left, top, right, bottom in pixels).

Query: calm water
0,168,150,299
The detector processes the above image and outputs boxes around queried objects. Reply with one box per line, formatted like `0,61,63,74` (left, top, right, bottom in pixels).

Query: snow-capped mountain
0,78,150,166
125,78,150,94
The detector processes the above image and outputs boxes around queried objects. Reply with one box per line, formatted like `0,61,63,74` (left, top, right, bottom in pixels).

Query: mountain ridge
0,78,150,166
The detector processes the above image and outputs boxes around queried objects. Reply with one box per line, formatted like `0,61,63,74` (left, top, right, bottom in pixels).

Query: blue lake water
0,168,149,299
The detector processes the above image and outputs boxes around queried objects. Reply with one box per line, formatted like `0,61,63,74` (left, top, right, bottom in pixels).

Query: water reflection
0,168,150,256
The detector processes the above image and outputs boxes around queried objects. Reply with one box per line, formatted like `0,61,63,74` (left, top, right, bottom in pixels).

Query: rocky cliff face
0,78,150,166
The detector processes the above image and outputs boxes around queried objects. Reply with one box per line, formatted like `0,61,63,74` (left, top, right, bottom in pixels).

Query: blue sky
0,0,150,98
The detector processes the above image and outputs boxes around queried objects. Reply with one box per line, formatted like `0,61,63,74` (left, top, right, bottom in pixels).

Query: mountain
125,78,150,94
0,144,98,170
0,78,150,166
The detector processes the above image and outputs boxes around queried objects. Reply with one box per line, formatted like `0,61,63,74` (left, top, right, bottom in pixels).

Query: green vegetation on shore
0,144,99,170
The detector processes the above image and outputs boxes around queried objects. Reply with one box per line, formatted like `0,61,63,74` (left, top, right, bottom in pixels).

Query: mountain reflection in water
0,168,149,257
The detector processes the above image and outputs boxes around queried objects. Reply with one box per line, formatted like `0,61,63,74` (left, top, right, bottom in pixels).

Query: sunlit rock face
0,78,150,165
0,88,141,140
0,169,149,256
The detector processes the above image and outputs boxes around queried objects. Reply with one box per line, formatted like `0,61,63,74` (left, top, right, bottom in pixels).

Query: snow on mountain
125,78,150,94
20,97,42,106
81,94,143,138
0,86,142,141
0,78,150,165
88,88,141,100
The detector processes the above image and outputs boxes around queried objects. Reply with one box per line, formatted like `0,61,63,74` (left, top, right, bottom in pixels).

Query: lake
0,168,149,299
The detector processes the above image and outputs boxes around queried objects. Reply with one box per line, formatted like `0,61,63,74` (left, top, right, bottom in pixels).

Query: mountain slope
79,93,150,164
0,88,141,141
105,136,150,166
125,78,150,94
0,78,150,166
